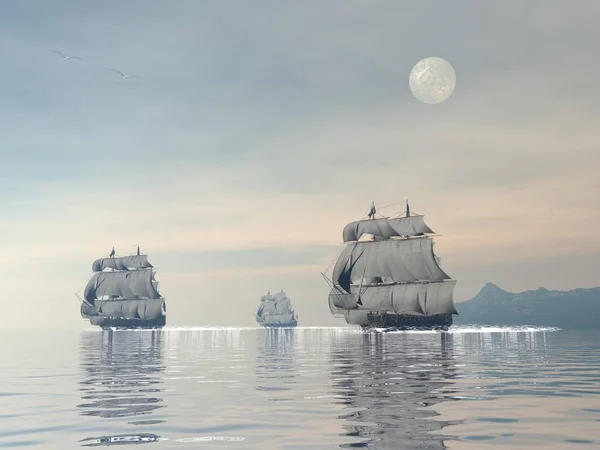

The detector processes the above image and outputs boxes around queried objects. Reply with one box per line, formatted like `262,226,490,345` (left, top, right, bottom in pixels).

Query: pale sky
1,1,599,329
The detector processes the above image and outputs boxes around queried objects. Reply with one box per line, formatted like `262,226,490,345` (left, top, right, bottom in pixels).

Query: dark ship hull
362,312,452,331
259,320,298,328
89,315,166,330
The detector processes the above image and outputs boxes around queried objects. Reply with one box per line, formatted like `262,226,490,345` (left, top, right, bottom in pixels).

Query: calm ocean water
1,326,599,449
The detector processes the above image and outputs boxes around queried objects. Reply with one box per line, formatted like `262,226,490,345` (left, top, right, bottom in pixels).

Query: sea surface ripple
0,326,598,448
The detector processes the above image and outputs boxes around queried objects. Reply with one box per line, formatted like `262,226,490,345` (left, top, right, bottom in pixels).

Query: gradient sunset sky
2,1,599,328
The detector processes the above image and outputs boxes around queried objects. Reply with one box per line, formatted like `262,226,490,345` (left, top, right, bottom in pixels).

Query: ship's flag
109,247,115,257
368,202,376,219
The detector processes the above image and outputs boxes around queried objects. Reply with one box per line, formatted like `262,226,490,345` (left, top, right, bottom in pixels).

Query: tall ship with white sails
255,290,298,328
78,246,166,329
323,202,457,330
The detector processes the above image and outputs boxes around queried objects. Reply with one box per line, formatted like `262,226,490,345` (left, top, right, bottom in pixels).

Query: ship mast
368,201,376,220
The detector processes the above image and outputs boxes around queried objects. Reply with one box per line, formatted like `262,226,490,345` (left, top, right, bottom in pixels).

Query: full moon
409,57,456,105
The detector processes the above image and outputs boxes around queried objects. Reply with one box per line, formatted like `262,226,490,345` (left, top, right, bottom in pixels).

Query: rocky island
454,283,600,329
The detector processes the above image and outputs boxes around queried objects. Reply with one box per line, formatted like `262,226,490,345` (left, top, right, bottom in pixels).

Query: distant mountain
454,283,600,329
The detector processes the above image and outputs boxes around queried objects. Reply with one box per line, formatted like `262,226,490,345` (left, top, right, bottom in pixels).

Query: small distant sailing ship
323,201,457,330
255,290,298,328
78,246,166,329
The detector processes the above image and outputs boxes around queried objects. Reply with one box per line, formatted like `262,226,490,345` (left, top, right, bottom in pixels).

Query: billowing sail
79,250,166,328
80,298,165,321
342,310,370,325
84,270,161,304
328,203,457,327
92,255,153,272
387,216,434,237
343,215,433,242
328,295,346,316
329,281,457,317
332,237,449,287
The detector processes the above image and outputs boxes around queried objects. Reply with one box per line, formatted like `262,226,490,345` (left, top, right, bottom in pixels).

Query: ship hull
259,321,298,328
362,312,452,331
88,315,166,330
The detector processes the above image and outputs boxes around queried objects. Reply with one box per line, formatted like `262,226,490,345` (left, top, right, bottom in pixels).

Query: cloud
3,68,600,269
2,1,600,328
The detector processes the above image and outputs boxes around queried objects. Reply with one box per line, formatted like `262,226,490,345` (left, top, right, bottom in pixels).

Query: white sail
342,309,371,325
261,292,290,303
420,280,457,315
92,255,153,272
343,215,433,242
256,292,296,325
387,216,434,237
332,244,354,289
84,270,161,303
81,298,165,321
330,292,361,310
328,295,346,316
329,281,457,317
333,237,449,287
259,313,295,323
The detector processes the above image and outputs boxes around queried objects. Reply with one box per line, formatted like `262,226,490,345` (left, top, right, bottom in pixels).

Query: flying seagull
52,50,82,60
111,69,139,79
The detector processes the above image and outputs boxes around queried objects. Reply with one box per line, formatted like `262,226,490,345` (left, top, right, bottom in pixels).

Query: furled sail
84,270,161,304
343,215,434,242
332,237,449,287
92,255,153,272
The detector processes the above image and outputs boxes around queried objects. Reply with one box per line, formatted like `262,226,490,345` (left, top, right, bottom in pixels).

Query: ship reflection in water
77,330,166,446
255,328,297,394
330,332,459,449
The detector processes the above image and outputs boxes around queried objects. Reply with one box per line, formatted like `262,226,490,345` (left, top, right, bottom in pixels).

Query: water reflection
255,328,297,394
330,332,459,449
455,329,551,360
77,330,166,446
79,434,161,447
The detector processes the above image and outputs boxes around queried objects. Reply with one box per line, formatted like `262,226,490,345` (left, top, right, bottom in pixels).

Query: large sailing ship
255,290,298,328
78,246,166,329
323,202,457,330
